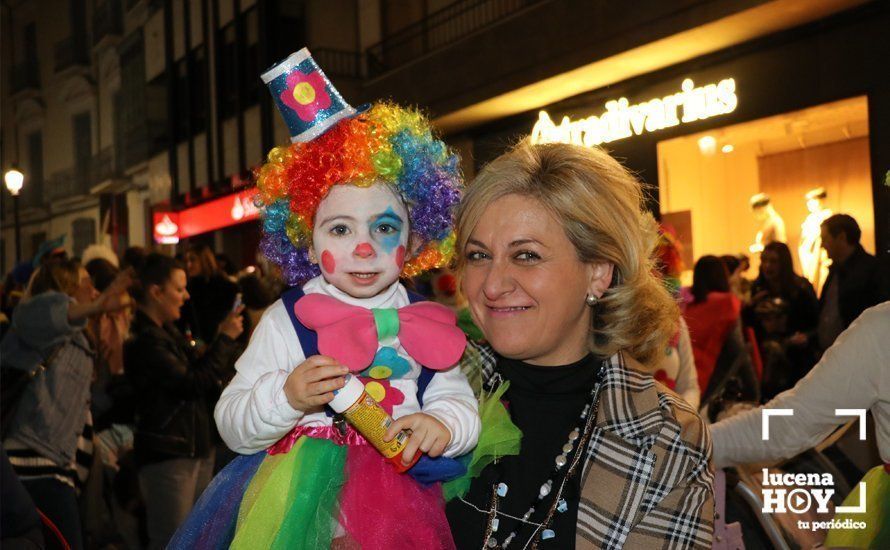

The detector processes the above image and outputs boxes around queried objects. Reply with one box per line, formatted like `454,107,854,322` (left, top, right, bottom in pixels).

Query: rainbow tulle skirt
170,381,521,550
169,433,455,550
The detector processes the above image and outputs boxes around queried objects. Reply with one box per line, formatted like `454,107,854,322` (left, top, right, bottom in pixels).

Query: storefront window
656,96,874,290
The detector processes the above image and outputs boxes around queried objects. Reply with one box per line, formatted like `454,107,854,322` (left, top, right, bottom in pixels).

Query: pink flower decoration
280,70,332,122
360,377,405,416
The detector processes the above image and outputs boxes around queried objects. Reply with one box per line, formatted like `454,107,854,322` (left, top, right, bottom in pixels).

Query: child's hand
283,355,349,413
385,413,452,465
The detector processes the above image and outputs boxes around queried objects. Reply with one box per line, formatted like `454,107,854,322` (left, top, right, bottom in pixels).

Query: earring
585,294,598,306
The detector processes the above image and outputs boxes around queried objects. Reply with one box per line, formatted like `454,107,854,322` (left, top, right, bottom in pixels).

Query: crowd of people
0,242,279,549
673,213,889,414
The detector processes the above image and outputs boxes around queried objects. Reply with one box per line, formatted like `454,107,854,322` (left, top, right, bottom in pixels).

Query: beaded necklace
459,362,605,549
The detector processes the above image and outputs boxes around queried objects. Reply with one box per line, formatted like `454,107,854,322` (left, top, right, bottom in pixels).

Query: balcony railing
365,0,547,77
119,120,167,169
91,146,121,184
46,168,91,201
11,63,40,93
54,36,90,72
93,0,123,45
313,48,362,79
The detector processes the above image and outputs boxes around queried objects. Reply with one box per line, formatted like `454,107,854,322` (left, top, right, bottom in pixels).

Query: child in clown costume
169,49,483,550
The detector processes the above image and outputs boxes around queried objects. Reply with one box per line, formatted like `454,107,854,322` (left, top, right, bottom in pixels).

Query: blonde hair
25,257,81,299
455,140,677,367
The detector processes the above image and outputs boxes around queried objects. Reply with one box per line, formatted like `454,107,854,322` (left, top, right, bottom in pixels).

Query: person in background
121,246,147,272
125,253,243,549
683,255,758,405
722,254,752,303
215,253,239,282
744,242,819,399
183,244,239,344
236,272,274,341
2,258,131,550
816,214,890,352
654,228,700,409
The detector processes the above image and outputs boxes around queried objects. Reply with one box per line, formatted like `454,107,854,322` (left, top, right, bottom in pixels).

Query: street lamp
4,167,24,263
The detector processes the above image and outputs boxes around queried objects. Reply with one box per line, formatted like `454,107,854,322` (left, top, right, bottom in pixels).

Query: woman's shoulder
608,354,711,463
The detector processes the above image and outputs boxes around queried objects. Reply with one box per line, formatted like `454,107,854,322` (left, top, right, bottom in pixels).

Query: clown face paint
312,183,410,298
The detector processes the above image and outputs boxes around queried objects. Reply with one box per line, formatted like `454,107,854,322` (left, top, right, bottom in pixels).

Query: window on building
244,8,260,106
72,218,96,258
174,47,208,140
218,24,237,118
218,7,261,119
73,112,92,188
26,131,43,208
69,0,87,50
23,22,37,65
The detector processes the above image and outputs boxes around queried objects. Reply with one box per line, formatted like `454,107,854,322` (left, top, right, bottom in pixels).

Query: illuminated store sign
530,78,738,147
154,188,259,244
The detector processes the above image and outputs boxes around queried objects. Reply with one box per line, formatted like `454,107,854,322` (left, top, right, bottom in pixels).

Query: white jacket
711,301,890,468
215,276,480,457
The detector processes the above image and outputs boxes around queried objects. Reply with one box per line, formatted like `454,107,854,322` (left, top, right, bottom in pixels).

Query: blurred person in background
236,271,274,341
744,241,819,399
722,254,752,303
654,228,700,409
1,257,131,549
125,253,243,549
215,253,239,282
183,244,239,345
683,255,758,406
816,214,890,352
121,246,147,272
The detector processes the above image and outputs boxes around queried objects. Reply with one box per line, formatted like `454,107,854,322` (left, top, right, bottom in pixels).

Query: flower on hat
280,70,331,122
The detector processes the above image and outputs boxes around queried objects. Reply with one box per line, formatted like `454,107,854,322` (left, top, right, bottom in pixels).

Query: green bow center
371,308,399,341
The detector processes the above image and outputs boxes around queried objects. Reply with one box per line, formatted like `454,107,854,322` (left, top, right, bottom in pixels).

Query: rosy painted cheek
395,245,406,268
321,250,336,274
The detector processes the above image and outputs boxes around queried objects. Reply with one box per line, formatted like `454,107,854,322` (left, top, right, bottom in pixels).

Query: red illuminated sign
153,188,260,243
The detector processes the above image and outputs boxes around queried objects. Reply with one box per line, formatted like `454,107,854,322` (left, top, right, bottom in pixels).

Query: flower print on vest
362,346,412,380
280,70,332,122
360,378,405,415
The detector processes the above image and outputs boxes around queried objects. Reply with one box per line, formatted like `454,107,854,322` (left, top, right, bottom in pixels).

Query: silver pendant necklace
461,362,605,550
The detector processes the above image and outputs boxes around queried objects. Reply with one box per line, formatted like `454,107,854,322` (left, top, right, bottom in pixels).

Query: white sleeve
674,318,701,410
711,305,886,468
214,300,306,454
420,364,481,457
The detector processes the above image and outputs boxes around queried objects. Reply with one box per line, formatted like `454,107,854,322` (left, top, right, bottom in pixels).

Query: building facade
3,0,887,276
1,0,366,272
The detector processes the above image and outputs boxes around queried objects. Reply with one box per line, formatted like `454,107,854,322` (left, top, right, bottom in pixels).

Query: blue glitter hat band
261,47,357,143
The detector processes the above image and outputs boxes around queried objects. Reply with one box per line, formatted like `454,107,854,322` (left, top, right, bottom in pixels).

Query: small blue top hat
261,48,359,143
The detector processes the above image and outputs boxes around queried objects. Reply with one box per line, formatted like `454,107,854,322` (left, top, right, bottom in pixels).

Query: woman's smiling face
311,183,410,298
461,194,612,366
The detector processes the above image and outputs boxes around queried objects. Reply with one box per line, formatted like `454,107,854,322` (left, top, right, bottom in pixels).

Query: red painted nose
354,243,375,258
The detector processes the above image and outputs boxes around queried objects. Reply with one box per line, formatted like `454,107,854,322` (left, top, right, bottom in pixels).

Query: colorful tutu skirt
171,381,520,550
823,464,890,549
169,426,455,550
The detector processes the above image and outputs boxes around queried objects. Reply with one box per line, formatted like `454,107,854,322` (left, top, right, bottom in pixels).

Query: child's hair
255,101,462,285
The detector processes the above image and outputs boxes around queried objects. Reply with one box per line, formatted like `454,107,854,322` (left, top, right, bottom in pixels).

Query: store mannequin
798,187,832,294
749,193,786,254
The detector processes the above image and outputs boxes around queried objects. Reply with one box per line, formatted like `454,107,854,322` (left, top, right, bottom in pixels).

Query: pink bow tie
294,293,467,372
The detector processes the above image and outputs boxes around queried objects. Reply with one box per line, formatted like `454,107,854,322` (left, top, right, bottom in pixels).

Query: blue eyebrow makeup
372,207,405,254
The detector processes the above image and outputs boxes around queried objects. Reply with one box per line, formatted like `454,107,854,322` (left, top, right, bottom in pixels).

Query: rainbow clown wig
255,102,462,285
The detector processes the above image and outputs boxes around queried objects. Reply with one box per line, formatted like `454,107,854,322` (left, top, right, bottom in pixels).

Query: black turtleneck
447,354,603,549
